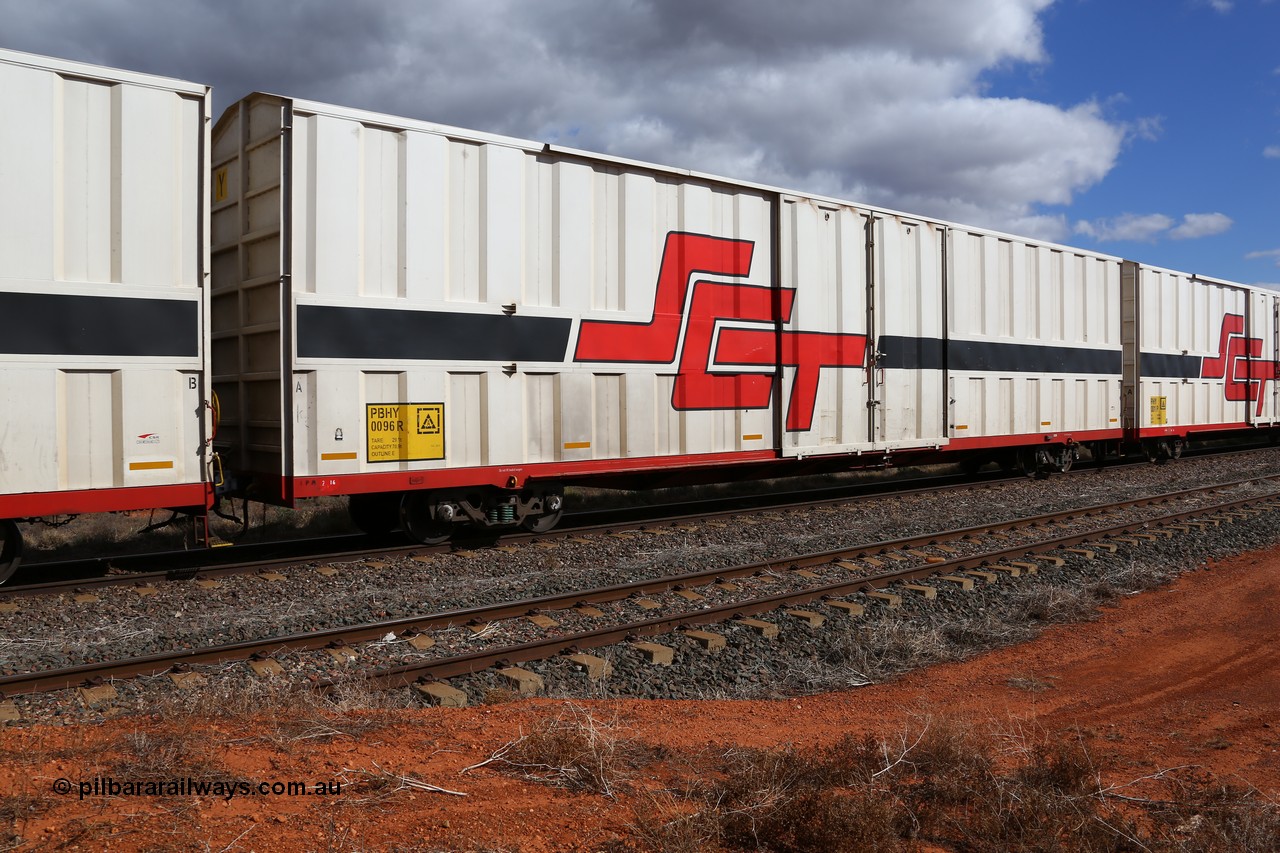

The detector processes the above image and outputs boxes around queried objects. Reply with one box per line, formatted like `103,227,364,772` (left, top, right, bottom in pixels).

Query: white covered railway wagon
211,94,799,540
1122,262,1279,458
211,93,1135,541
0,49,211,576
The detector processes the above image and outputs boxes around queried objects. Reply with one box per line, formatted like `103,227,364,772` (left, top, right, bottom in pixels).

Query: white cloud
1076,212,1232,243
1265,145,1280,158
1247,249,1280,267
1075,214,1175,242
1126,115,1165,143
1203,0,1233,11
0,0,1127,242
1169,212,1233,239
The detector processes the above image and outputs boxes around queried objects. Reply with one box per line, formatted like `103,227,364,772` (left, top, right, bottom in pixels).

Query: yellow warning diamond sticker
366,403,444,462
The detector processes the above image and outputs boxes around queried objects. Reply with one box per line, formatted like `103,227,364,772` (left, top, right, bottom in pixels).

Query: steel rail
5,441,1269,599
348,491,1280,690
0,469,1035,598
2,477,1275,697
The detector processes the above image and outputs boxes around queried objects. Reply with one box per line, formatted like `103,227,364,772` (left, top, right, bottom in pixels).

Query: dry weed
467,704,648,798
1007,673,1057,693
627,717,1280,853
624,789,720,853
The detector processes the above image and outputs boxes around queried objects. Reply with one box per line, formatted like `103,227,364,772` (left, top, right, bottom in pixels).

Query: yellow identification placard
1149,395,1167,426
366,403,444,463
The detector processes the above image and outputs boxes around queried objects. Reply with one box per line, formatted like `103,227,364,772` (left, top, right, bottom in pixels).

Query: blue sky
1,0,1275,285
994,0,1280,285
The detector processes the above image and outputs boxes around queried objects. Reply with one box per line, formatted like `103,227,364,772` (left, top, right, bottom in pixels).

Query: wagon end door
776,198,875,458
872,215,947,452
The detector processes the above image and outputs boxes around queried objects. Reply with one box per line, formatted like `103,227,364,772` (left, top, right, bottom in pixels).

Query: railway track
2,474,1275,706
4,440,1268,599
0,468,1033,598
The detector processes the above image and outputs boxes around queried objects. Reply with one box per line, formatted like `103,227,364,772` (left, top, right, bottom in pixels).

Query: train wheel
400,492,453,545
348,493,401,536
1057,449,1074,474
1168,439,1185,460
521,496,564,533
1017,448,1049,479
0,519,22,585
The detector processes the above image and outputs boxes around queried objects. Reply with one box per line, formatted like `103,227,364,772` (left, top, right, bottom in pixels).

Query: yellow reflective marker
129,460,174,471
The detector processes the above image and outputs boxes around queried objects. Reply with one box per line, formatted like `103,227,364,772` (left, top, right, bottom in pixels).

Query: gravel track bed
12,481,1280,726
4,449,1280,723
442,500,1280,704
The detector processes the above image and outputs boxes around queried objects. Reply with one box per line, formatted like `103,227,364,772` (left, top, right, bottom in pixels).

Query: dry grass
0,787,46,852
107,728,231,783
788,552,1193,697
470,705,651,798
620,718,1280,852
1007,673,1057,693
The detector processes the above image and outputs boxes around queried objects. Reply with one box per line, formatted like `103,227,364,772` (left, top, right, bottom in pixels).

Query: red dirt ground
3,545,1278,851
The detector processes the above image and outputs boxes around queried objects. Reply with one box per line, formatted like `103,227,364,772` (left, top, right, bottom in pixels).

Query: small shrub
1148,779,1280,851
1015,585,1098,623
109,729,227,781
626,790,720,853
485,705,647,798
645,719,1280,853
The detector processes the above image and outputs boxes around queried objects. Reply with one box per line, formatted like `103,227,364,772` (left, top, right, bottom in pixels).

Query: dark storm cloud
0,0,1121,240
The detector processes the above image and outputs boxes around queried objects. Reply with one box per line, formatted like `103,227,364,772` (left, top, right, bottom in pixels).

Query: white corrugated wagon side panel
0,50,209,503
877,215,945,449
280,98,779,479
947,230,1120,443
1138,268,1249,431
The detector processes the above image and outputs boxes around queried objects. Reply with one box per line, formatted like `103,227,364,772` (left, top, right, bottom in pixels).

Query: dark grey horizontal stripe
878,335,1120,375
1140,352,1203,378
878,336,944,371
0,291,199,357
296,305,573,362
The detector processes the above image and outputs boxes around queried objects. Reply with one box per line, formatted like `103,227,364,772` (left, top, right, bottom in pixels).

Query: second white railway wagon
0,49,212,574
1121,262,1280,460
210,93,1134,540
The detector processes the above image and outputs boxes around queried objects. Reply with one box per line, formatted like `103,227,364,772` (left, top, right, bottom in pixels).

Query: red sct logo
573,232,867,432
1201,314,1277,416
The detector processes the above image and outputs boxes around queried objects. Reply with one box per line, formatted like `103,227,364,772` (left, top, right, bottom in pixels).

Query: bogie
393,485,567,544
